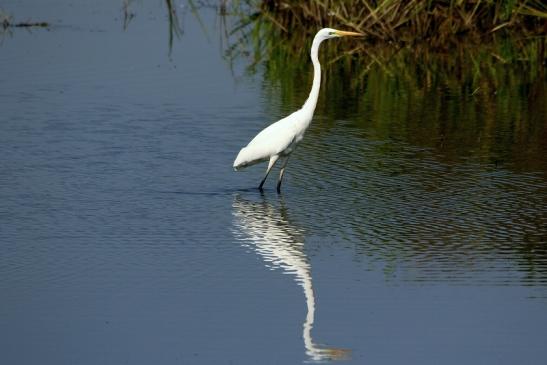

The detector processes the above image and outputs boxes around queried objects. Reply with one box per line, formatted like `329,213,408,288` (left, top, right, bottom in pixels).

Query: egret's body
233,28,362,192
233,108,310,169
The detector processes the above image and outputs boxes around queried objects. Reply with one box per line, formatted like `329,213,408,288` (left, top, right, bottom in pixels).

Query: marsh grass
256,0,547,46
223,0,546,93
223,0,546,85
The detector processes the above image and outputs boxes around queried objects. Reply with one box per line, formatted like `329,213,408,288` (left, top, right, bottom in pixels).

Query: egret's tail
233,147,249,171
233,146,268,171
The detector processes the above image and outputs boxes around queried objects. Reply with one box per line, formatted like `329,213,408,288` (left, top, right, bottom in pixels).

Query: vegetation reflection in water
232,195,350,362
224,9,546,173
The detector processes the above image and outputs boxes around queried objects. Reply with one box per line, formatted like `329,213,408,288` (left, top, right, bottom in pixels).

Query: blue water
1,1,546,364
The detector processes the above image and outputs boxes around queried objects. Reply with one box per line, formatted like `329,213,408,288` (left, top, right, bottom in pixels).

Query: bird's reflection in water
232,195,350,362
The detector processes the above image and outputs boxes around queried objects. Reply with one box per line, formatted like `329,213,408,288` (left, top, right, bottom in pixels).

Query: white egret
233,28,363,192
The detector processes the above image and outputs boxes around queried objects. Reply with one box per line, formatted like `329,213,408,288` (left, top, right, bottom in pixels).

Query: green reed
251,0,546,45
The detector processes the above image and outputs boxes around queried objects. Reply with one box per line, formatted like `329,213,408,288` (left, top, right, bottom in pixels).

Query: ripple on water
281,121,547,286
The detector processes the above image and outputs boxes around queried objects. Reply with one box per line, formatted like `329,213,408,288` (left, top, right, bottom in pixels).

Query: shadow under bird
233,28,363,193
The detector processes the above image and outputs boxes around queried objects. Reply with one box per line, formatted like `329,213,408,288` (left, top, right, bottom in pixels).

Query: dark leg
276,156,290,193
258,155,279,191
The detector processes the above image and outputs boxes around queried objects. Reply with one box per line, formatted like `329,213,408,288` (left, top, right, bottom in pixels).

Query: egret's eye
329,31,335,35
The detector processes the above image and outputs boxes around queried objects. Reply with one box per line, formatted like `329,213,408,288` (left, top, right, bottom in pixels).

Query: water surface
1,1,546,364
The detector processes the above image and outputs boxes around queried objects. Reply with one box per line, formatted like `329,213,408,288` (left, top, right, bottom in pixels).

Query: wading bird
233,28,363,193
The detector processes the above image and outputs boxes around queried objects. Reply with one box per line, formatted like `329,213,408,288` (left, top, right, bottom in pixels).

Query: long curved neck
302,37,322,112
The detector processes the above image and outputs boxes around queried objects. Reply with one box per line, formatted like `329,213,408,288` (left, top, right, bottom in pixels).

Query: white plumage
233,109,309,169
233,28,363,192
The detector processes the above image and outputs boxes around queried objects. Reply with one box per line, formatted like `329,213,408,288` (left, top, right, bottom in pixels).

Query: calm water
1,1,547,364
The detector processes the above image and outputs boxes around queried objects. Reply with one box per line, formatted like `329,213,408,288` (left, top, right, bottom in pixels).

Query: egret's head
317,28,364,41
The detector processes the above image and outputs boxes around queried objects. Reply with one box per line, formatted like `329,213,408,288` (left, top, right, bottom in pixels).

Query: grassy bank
223,0,546,90
255,0,546,46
